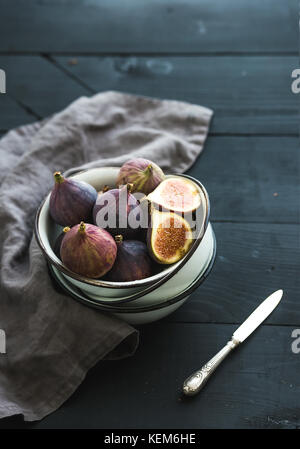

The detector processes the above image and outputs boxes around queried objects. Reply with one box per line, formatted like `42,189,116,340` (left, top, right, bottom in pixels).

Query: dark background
0,0,299,429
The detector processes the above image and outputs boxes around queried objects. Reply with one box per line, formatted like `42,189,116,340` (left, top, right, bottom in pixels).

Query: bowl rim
34,168,210,290
48,229,217,314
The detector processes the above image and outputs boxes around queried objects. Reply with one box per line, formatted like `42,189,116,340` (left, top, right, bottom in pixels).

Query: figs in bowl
35,167,215,318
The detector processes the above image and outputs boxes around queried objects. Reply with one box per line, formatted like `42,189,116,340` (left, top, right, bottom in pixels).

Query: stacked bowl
35,167,216,325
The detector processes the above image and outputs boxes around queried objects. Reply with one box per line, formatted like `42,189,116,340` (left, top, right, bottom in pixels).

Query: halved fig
147,177,201,214
147,209,193,264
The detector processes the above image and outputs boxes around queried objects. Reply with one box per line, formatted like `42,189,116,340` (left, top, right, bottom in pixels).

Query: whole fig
93,184,142,239
60,222,117,278
117,158,165,195
50,172,97,226
105,235,153,282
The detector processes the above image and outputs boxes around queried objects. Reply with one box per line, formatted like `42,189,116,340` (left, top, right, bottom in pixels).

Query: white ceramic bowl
49,229,216,325
35,167,216,321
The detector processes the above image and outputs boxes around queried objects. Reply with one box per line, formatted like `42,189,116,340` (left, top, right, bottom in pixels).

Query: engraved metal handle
183,338,240,396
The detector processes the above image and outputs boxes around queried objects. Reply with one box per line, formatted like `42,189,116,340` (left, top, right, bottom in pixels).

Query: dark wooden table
0,0,299,429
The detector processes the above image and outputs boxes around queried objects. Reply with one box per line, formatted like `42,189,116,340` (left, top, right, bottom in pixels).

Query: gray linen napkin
0,91,213,421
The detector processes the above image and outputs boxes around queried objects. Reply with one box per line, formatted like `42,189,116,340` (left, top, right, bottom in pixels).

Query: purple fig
53,226,70,258
50,171,97,226
117,158,165,195
60,222,117,278
105,235,153,282
93,183,142,239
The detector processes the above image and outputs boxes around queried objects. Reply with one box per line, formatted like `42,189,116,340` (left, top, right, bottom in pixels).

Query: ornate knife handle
183,338,240,396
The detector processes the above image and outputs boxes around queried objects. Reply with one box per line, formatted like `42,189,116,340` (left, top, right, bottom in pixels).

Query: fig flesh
105,235,153,282
117,158,165,195
50,172,97,226
147,210,193,264
92,184,142,239
147,177,201,214
60,222,117,278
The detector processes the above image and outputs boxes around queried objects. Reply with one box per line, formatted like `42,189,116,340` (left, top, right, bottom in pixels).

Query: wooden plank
0,0,296,53
188,136,299,223
0,95,35,130
0,56,90,121
1,65,298,221
1,323,298,429
169,223,300,326
54,56,298,134
1,55,297,134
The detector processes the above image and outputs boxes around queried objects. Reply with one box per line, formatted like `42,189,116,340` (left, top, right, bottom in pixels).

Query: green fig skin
105,235,153,282
117,158,165,195
60,222,117,278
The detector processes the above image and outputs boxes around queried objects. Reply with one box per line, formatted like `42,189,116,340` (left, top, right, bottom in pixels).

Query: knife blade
233,289,283,343
183,289,283,396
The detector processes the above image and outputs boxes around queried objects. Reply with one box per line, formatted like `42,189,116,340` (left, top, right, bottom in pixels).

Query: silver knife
183,289,283,396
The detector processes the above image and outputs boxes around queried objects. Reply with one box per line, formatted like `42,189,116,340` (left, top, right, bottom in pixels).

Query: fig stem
78,222,86,234
115,235,123,244
126,183,134,193
144,164,153,176
63,226,70,233
54,171,64,184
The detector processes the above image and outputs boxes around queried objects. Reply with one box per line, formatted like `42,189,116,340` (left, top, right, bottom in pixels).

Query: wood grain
0,94,35,130
1,323,298,429
54,55,298,134
1,55,297,134
0,0,296,53
189,136,299,222
168,223,300,325
0,56,90,124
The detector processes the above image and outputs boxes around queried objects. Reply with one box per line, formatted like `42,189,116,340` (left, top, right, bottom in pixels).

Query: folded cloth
0,91,213,421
